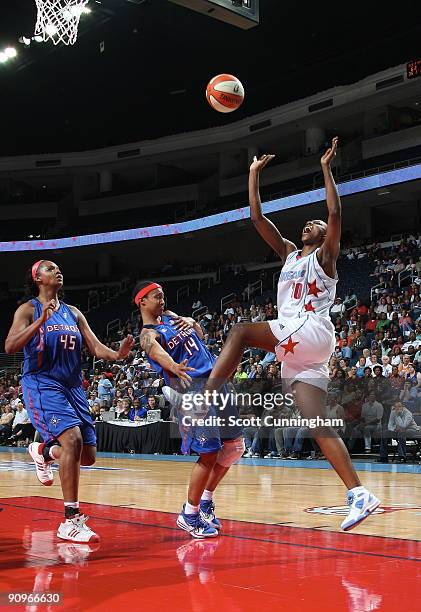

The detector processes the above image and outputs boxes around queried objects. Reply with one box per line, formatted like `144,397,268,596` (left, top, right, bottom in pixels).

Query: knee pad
217,437,245,467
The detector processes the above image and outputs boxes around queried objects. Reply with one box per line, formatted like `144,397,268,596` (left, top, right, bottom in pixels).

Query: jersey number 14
184,336,200,357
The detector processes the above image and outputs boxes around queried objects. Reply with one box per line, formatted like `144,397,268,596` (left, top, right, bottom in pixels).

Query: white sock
185,501,199,515
49,445,60,460
349,486,365,494
201,490,213,502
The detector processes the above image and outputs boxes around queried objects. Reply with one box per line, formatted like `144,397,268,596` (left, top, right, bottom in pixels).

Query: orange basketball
206,74,245,113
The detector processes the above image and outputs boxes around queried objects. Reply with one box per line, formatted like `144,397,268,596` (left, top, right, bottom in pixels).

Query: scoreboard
168,0,259,29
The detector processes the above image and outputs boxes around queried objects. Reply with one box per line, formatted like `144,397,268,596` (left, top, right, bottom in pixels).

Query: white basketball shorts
268,314,335,391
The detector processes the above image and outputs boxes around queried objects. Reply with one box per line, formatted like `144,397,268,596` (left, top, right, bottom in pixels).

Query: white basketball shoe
28,442,54,486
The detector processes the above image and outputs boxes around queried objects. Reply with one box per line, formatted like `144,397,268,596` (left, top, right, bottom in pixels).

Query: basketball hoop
34,0,90,46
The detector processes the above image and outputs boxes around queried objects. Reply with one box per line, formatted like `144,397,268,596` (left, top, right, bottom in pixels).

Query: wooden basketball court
1,450,420,610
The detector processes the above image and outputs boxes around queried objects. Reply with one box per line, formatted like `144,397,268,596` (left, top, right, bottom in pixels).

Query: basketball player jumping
134,281,244,538
165,138,380,531
5,261,134,542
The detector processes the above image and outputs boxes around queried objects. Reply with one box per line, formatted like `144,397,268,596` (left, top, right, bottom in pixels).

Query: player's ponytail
20,267,40,304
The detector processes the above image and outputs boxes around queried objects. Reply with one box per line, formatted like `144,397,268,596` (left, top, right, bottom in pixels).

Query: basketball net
34,0,90,46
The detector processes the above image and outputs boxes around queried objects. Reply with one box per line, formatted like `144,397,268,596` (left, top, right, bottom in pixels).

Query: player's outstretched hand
321,137,338,167
40,299,56,323
116,334,135,360
171,359,195,389
172,316,195,332
250,154,275,173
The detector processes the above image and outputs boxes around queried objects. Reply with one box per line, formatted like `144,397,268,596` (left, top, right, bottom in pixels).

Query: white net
34,0,90,46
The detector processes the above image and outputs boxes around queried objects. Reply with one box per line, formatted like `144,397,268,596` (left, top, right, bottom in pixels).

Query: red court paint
0,497,419,612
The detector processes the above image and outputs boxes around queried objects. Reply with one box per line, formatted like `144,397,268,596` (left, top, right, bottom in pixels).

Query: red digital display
407,60,421,79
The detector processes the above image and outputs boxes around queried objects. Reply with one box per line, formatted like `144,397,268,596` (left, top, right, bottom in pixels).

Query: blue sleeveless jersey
22,299,83,388
145,315,215,386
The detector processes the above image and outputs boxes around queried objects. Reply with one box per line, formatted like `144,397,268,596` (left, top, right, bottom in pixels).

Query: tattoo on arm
140,330,155,355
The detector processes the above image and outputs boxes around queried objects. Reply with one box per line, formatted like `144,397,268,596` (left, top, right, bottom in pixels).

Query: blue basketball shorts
21,375,96,446
179,382,242,456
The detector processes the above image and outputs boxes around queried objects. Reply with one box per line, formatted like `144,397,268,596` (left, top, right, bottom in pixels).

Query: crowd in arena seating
1,235,421,463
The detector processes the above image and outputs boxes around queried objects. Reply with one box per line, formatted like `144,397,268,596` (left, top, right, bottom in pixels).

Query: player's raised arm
139,328,195,387
317,137,341,278
5,301,55,354
249,155,296,264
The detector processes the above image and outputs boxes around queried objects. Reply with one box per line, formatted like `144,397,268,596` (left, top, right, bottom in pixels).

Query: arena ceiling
0,0,421,155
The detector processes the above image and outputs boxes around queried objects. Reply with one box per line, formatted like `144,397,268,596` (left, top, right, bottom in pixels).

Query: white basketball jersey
277,249,337,320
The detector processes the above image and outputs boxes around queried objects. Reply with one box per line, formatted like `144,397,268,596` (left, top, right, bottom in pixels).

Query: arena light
0,53,8,63
4,47,17,58
33,35,44,43
18,36,32,46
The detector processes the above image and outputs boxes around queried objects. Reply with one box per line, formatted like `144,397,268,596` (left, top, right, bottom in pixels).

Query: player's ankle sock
201,490,213,502
48,445,60,460
64,502,80,519
41,444,60,462
349,485,365,494
185,502,199,515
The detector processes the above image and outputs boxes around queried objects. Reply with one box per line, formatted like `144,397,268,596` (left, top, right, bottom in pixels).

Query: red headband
134,283,162,306
31,260,44,281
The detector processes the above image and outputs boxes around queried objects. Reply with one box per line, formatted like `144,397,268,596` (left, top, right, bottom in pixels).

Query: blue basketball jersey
145,315,215,386
22,299,83,388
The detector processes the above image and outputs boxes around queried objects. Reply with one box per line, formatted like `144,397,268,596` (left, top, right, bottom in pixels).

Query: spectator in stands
90,404,102,421
348,392,383,453
391,346,403,366
402,363,421,386
325,392,345,438
343,388,364,439
129,403,147,421
399,310,414,335
253,401,286,459
0,405,14,443
349,330,368,357
375,297,388,315
399,354,413,377
233,365,248,388
399,381,419,413
241,405,260,458
389,366,403,394
192,297,202,311
114,398,125,416
402,331,420,353
378,400,421,463
8,401,34,446
368,354,380,372
97,373,113,406
355,357,366,378
126,386,136,404
146,396,158,411
282,424,310,459
117,398,131,420
330,297,345,322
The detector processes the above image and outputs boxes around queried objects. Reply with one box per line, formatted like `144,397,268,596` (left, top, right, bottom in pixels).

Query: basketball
206,74,245,113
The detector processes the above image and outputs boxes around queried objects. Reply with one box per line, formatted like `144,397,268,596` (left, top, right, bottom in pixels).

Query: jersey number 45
60,335,76,350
